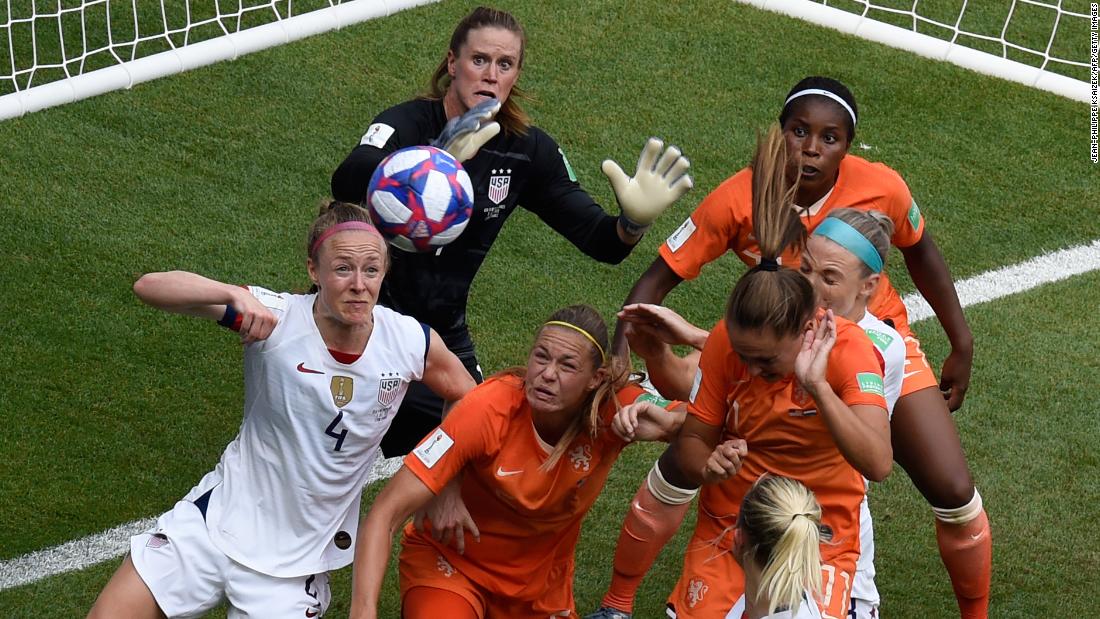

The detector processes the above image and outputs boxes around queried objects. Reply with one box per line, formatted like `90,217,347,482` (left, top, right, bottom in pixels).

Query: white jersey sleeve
851,312,906,612
857,312,906,417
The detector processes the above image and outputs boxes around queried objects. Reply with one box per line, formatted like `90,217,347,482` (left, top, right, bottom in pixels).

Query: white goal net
737,0,1093,102
0,0,437,120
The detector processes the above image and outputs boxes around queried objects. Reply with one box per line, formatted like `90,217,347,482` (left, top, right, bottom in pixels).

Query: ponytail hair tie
759,257,780,271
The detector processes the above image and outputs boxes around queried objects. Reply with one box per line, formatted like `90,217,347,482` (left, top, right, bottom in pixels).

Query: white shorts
130,496,331,618
851,495,881,619
850,596,879,619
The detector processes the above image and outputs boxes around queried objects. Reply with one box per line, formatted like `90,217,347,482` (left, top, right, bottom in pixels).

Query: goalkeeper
331,6,692,457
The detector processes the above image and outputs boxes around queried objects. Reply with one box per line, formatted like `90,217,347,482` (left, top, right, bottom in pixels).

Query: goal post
0,0,440,121
735,0,1092,103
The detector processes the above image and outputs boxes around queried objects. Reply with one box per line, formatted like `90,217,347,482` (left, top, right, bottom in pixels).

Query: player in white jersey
722,475,831,619
797,208,904,619
589,208,904,619
88,201,476,619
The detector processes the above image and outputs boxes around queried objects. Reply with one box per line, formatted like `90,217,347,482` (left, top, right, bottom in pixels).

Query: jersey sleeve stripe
420,322,430,368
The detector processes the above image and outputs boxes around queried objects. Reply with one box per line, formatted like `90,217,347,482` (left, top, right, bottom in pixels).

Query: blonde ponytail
739,475,832,616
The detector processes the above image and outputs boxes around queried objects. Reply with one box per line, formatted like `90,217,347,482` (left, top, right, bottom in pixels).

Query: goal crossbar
0,0,439,121
737,0,1091,103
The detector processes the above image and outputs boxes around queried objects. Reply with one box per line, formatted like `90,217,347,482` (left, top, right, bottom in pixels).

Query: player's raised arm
602,137,693,243
132,271,277,342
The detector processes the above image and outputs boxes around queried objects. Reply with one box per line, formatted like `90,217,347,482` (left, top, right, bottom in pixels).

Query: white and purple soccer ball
366,146,474,252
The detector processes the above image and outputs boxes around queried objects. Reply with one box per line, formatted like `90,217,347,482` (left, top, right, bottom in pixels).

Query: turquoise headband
812,218,883,273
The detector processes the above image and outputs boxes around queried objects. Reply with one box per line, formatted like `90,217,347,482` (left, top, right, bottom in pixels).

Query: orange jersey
402,374,665,604
688,317,888,567
660,155,924,335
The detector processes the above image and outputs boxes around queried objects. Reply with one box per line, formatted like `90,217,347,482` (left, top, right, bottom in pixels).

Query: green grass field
1,0,1097,616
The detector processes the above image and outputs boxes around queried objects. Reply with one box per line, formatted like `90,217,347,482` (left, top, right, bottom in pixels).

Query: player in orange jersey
656,126,890,618
592,206,906,619
606,76,990,619
348,305,684,619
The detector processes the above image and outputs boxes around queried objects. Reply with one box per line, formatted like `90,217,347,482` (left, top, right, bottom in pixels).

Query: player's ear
306,257,319,288
587,366,608,392
446,49,457,78
861,272,881,301
732,526,745,559
803,316,816,334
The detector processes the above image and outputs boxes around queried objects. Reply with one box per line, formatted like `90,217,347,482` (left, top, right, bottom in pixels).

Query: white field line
2,240,1098,592
902,240,1100,323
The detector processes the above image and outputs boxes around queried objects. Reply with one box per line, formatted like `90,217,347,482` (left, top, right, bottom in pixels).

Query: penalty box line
2,239,1099,592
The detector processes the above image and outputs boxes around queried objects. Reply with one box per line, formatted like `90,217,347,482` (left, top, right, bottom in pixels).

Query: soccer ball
366,145,475,252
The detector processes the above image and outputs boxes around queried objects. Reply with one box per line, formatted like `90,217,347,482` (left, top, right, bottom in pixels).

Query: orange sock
935,508,991,619
600,482,691,613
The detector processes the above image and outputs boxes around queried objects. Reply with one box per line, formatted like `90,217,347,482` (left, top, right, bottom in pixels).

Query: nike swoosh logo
902,370,922,379
495,466,523,477
297,362,323,374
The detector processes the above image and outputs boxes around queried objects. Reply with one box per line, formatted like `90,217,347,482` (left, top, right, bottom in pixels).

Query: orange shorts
398,534,575,618
871,292,939,399
667,514,856,619
900,334,940,397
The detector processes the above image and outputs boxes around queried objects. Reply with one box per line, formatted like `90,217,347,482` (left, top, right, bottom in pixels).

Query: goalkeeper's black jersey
332,98,633,354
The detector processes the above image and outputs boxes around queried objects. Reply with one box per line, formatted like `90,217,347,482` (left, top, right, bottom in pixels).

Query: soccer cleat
584,608,632,619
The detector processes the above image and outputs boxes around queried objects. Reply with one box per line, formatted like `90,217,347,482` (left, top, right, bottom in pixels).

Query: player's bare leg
87,555,166,619
892,387,991,619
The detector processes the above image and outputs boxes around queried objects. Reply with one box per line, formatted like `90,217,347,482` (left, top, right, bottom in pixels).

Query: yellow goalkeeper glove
602,138,693,235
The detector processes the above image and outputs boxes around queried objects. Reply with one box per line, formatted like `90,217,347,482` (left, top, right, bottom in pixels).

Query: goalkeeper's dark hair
724,124,812,339
738,475,832,616
306,199,388,293
779,76,858,141
427,6,532,136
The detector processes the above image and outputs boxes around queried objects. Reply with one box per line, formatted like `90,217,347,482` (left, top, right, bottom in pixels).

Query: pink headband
310,221,381,256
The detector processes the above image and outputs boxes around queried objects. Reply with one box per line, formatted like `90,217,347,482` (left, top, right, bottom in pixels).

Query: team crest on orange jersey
330,376,353,408
791,384,812,407
687,578,708,608
436,554,455,577
569,444,592,472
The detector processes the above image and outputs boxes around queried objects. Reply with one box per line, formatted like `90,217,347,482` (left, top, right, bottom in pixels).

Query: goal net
0,0,438,120
736,0,1093,102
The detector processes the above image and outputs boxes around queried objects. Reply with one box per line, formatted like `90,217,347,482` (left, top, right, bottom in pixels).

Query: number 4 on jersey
325,411,348,452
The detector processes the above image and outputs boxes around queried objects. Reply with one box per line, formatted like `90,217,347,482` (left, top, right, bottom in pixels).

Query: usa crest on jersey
377,374,402,406
488,168,511,204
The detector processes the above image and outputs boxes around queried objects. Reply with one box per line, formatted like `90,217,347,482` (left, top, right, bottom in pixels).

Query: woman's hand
229,287,278,344
939,345,973,411
795,310,837,397
434,98,501,162
701,439,748,484
618,303,709,350
412,477,479,554
613,401,685,443
603,138,693,234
